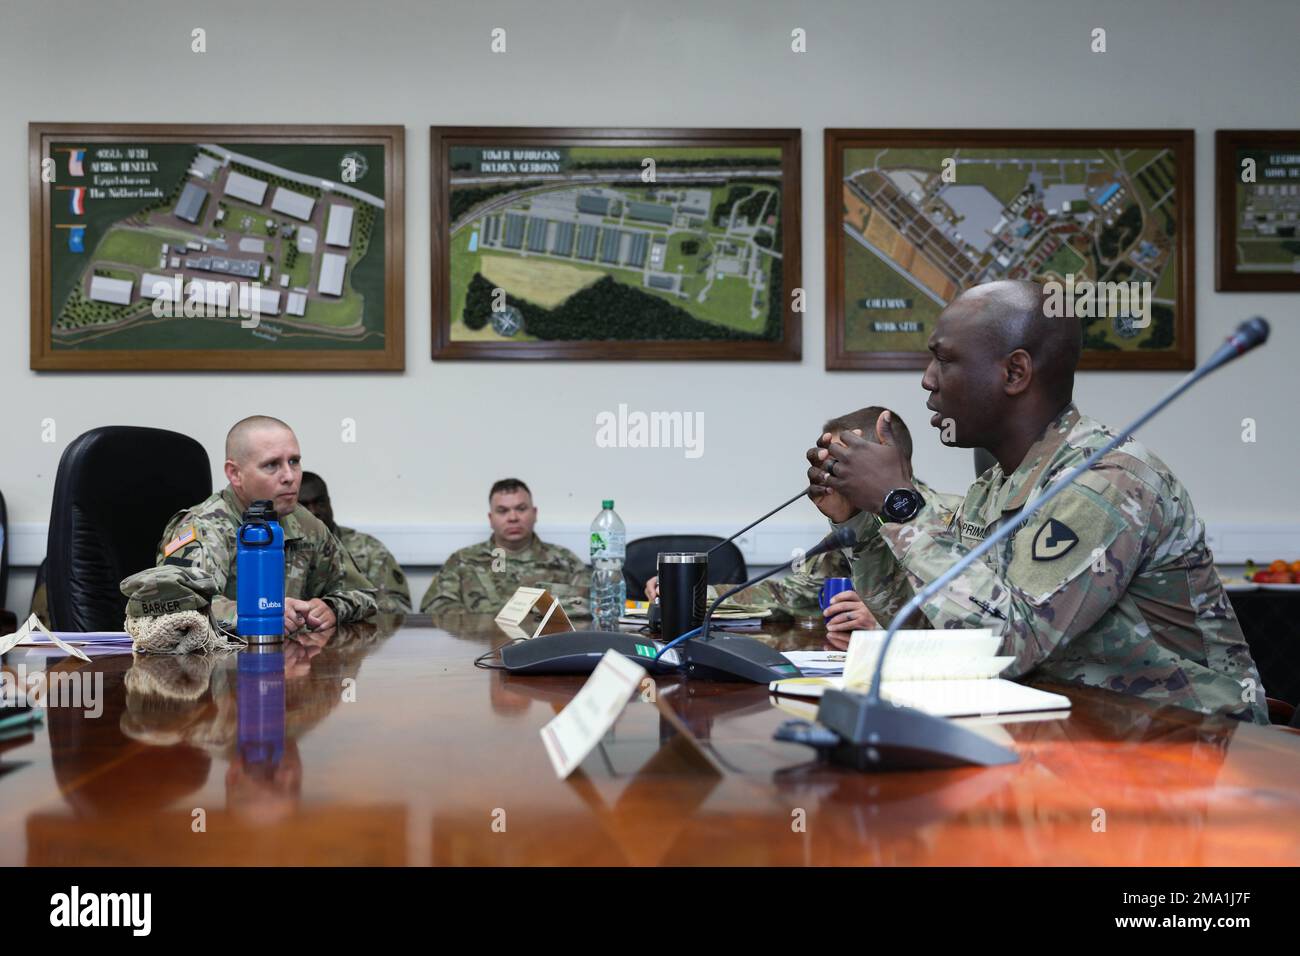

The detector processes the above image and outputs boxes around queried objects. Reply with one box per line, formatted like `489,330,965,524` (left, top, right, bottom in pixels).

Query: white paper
21,631,134,645
781,650,847,675
540,650,647,779
843,628,999,685
0,615,91,662
768,676,1072,717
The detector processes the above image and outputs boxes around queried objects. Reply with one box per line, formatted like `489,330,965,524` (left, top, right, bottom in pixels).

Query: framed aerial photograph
1216,129,1300,292
825,129,1195,371
29,123,404,371
431,126,801,360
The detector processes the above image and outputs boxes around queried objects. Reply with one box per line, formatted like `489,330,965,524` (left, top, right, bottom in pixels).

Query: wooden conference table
3,613,1300,866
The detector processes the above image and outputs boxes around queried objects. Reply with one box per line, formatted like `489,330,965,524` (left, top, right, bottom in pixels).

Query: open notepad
771,629,1071,718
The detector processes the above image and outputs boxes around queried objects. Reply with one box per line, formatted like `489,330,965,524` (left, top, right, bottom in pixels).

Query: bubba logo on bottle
257,597,283,610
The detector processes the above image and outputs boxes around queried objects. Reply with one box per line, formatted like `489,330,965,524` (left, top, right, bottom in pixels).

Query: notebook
769,628,1072,718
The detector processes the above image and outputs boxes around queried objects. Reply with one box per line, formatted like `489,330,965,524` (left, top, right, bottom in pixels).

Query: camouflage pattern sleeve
371,549,413,614
727,551,848,617
420,551,470,614
833,508,927,629
548,548,592,618
156,511,238,626
341,530,412,614
879,470,1136,672
314,532,379,623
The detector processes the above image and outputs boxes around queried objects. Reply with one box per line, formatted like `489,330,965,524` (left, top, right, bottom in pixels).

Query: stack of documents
619,600,772,629
779,650,846,676
1,614,135,660
770,629,1071,718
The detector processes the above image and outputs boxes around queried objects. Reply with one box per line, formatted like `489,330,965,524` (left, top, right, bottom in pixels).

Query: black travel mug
657,552,708,641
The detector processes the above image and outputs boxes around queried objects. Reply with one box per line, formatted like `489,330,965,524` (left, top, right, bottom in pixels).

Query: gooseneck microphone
501,490,831,679
706,487,815,556
671,527,857,683
777,318,1271,772
700,526,857,643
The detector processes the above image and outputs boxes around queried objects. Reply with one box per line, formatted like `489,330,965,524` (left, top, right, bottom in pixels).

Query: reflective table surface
3,613,1299,866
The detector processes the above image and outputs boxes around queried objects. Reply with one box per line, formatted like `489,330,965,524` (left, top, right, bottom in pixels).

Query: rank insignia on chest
1031,518,1079,561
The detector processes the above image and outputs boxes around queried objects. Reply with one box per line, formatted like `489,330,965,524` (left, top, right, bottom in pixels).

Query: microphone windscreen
807,526,856,558
1234,317,1269,352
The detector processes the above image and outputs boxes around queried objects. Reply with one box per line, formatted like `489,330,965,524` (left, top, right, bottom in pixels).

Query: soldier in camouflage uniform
157,416,377,633
299,472,412,613
420,478,589,616
648,407,959,638
810,280,1267,723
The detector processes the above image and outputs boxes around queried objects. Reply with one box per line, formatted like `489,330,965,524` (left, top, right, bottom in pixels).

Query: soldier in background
809,280,1267,723
157,415,376,633
298,471,411,614
420,478,588,616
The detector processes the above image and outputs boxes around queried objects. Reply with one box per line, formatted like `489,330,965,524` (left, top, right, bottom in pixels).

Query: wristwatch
880,487,924,523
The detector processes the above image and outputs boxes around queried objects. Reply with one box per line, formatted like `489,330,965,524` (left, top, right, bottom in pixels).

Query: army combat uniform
420,534,589,615
157,486,377,628
725,550,854,619
692,478,954,621
836,404,1267,723
336,526,412,613
831,478,962,627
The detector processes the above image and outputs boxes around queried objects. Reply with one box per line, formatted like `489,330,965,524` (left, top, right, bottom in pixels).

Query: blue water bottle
237,645,286,773
237,499,285,642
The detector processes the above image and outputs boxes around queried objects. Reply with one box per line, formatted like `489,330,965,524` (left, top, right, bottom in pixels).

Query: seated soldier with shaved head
157,415,377,634
809,280,1267,723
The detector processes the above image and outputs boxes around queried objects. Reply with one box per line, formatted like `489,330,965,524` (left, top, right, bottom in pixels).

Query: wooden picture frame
431,126,801,361
825,129,1195,371
30,123,404,371
1216,129,1300,292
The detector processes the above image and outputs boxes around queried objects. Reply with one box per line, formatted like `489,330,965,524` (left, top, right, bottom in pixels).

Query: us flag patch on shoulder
163,525,197,558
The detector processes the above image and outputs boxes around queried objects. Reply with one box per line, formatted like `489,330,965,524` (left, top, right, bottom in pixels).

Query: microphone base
775,689,1019,772
682,633,802,683
500,631,684,676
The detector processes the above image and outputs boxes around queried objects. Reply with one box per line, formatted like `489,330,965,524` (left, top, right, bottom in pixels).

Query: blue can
818,577,854,610
236,499,285,641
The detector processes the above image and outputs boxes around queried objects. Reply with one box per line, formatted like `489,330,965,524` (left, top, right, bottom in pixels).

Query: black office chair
46,426,211,631
623,535,748,599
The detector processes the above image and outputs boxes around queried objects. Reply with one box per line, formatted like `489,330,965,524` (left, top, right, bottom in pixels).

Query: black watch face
884,489,921,521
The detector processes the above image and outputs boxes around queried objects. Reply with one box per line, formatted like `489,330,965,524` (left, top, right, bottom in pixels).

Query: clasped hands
284,596,336,634
805,411,914,519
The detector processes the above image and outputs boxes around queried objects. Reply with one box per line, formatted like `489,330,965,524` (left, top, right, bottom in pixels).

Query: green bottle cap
602,499,614,509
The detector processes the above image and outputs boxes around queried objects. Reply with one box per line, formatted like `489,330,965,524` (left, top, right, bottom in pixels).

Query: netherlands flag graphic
68,149,85,177
69,187,86,215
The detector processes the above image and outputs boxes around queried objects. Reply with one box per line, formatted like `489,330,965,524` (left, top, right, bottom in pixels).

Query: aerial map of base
33,127,399,370
438,136,795,358
832,136,1191,368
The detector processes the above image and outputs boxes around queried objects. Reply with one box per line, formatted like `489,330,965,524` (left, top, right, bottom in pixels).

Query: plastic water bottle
590,499,627,629
237,499,285,642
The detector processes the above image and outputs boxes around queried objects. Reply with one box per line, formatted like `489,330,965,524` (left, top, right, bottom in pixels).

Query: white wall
4,0,1299,612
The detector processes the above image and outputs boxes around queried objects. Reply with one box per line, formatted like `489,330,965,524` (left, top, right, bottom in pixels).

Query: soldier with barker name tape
808,280,1267,723
156,415,377,634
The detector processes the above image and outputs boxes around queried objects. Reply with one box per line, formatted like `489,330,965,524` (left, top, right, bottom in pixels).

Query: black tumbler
657,552,708,641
